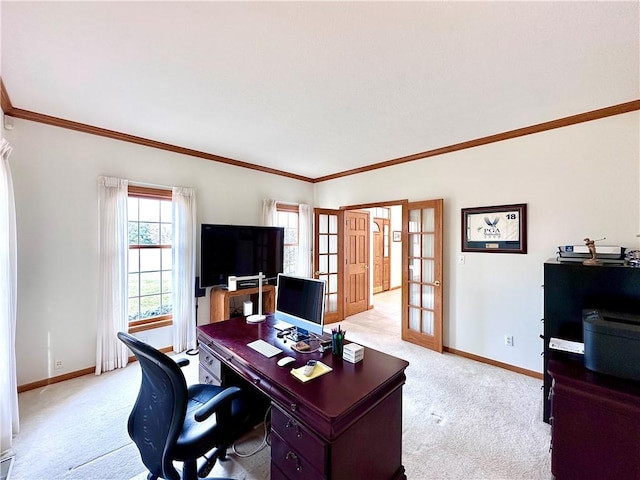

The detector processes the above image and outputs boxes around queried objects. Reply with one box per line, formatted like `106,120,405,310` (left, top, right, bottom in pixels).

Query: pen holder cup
332,334,344,356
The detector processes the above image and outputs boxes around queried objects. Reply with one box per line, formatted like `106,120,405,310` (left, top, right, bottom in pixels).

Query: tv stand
210,285,275,323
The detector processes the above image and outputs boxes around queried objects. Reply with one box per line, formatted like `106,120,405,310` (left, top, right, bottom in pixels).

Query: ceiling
1,1,638,180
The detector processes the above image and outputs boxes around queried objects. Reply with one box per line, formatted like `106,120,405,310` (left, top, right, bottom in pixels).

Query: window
127,186,173,332
276,204,299,275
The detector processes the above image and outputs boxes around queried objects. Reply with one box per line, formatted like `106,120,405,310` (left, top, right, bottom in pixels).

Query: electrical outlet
459,255,465,264
504,335,514,347
54,359,63,370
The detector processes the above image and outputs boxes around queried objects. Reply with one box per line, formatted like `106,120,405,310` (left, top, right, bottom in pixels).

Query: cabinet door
552,388,640,479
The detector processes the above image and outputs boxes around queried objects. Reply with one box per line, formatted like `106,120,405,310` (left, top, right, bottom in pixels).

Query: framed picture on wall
392,231,401,242
461,203,527,253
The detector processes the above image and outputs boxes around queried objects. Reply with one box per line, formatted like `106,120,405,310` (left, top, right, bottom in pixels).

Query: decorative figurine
583,237,602,265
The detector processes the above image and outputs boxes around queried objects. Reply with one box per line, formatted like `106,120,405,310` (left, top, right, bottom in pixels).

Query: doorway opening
320,198,443,352
343,202,404,337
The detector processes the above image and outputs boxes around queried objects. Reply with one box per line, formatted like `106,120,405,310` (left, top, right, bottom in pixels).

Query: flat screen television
274,273,326,341
200,224,284,288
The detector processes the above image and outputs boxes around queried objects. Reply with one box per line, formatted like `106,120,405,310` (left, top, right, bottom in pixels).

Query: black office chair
117,332,252,480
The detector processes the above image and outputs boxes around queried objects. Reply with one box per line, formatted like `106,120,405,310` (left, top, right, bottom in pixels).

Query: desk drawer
198,365,221,386
199,344,222,385
199,345,221,374
272,406,326,471
271,431,324,480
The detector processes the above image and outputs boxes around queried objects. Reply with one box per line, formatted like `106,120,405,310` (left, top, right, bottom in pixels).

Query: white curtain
263,199,312,277
172,187,197,353
297,203,312,277
262,198,277,226
0,139,19,457
96,176,129,375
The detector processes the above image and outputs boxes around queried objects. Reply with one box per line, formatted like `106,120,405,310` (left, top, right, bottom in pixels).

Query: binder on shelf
557,245,625,260
556,256,625,265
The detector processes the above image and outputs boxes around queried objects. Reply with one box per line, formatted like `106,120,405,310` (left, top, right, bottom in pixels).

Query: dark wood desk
198,316,409,480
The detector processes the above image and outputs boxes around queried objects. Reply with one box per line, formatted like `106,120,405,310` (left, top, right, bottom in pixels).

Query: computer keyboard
247,339,283,358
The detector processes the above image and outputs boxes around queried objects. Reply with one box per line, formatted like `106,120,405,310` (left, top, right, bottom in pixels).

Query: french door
313,208,343,324
402,199,444,352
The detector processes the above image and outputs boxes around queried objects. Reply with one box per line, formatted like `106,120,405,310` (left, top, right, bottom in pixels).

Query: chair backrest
117,332,187,480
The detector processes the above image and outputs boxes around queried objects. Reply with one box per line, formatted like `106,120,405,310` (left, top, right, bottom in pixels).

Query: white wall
314,112,640,374
4,119,313,385
5,110,639,384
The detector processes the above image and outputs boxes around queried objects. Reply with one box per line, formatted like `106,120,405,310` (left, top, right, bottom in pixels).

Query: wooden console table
198,316,409,480
209,285,275,323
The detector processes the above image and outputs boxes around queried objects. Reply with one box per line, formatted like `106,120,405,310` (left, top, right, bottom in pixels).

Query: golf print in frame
461,204,527,254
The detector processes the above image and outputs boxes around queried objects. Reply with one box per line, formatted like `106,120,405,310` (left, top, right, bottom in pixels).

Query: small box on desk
343,343,364,363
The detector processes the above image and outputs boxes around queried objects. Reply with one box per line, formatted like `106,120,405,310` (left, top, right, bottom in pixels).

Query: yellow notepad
290,361,332,382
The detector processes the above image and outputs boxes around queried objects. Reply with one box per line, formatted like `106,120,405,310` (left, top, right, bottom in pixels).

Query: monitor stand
287,327,310,343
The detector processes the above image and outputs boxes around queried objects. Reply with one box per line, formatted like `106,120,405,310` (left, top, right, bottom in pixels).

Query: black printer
583,309,640,382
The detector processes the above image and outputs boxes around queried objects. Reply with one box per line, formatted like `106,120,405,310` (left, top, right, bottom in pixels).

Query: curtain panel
172,187,197,353
297,204,311,277
263,199,312,277
95,176,129,375
262,198,277,226
0,138,19,457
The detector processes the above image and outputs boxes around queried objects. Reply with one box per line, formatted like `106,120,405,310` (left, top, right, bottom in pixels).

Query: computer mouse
277,356,296,367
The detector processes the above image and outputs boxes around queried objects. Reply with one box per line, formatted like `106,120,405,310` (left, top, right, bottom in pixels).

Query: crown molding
313,100,640,182
2,78,638,183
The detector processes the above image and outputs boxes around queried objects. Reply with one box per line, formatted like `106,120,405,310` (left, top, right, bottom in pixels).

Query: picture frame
392,231,401,242
461,203,527,254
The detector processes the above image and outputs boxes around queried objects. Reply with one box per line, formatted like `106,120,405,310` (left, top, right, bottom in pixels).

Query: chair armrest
194,386,242,422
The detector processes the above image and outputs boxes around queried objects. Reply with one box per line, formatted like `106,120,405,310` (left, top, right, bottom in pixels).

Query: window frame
127,185,173,334
276,203,300,275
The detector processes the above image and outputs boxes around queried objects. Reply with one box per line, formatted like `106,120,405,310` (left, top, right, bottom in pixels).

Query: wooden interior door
373,219,383,293
402,199,444,352
314,208,343,324
381,218,390,291
344,210,370,317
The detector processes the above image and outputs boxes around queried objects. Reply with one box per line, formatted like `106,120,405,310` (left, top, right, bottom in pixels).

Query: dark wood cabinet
549,360,640,479
542,260,640,422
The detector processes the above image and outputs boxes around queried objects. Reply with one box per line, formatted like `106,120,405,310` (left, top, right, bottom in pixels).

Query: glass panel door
402,199,443,352
314,208,343,324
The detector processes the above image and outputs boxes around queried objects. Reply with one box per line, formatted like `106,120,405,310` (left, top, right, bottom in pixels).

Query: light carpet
11,290,551,479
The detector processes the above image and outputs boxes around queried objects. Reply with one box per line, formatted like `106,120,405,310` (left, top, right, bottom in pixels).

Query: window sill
129,315,173,333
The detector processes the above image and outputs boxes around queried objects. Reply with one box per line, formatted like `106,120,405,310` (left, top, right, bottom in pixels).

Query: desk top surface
198,316,409,420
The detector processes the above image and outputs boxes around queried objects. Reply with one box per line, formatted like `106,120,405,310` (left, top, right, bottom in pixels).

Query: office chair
117,332,252,480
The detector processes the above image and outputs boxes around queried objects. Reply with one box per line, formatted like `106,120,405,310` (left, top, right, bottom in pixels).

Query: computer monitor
274,274,326,341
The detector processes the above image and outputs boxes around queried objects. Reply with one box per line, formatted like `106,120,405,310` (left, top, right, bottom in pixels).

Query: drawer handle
253,378,261,385
290,403,298,412
285,419,302,438
285,451,303,472
205,355,214,367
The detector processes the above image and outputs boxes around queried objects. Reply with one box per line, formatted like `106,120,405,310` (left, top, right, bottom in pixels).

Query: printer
583,309,640,382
